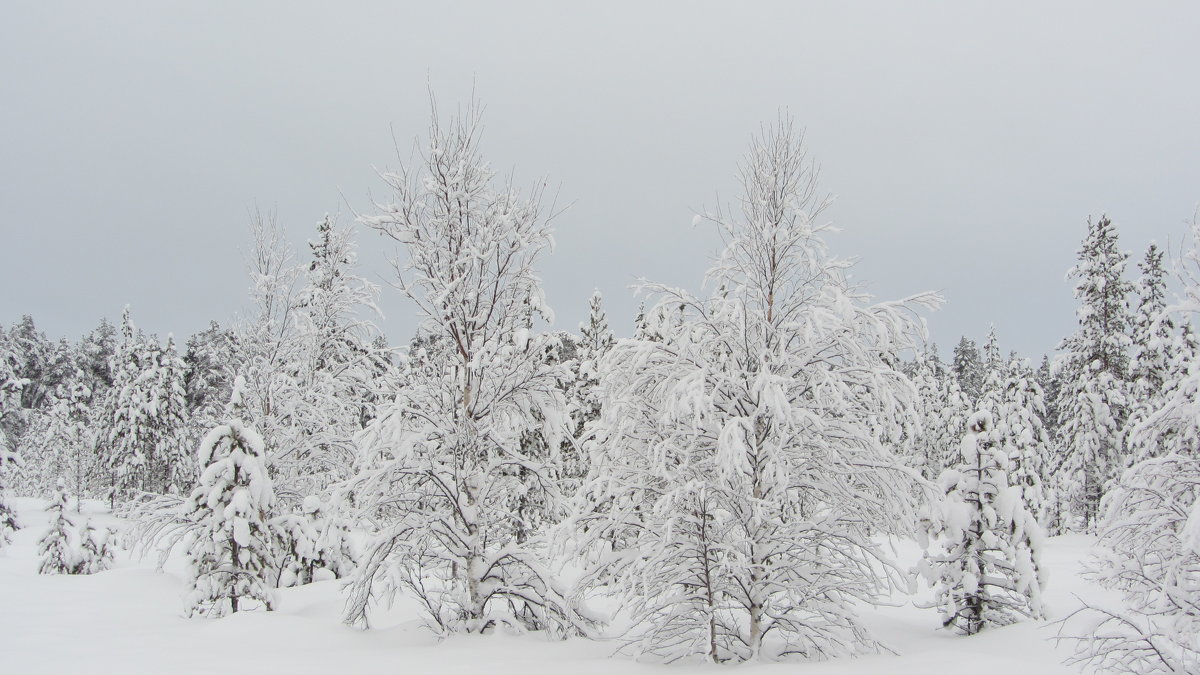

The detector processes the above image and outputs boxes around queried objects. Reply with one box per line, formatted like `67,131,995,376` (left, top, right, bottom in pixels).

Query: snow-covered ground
1,498,1110,674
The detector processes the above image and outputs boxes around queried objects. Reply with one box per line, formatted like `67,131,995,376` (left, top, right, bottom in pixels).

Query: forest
2,108,1198,673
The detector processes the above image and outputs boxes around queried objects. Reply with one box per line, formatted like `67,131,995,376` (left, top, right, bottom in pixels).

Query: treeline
0,107,1196,671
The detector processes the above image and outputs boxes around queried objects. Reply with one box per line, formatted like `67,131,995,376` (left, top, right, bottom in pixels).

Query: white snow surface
0,498,1117,674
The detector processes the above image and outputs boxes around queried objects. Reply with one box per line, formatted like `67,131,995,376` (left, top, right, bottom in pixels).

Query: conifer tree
184,379,277,617
1054,216,1133,530
22,380,94,501
911,351,971,480
994,360,1050,528
565,291,614,487
100,307,154,502
281,215,381,491
76,317,116,400
952,337,984,403
75,518,114,575
156,335,192,493
1124,243,1193,462
38,479,76,574
982,326,1002,384
183,321,240,448
1035,355,1061,439
0,429,18,550
919,411,1045,635
0,336,22,548
1057,219,1200,674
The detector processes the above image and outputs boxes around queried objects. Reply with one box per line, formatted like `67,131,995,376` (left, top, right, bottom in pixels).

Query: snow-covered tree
1124,243,1195,462
572,120,939,662
184,379,277,617
0,428,19,550
919,411,1046,635
38,480,76,574
99,307,154,501
1058,219,1200,674
910,351,971,480
993,360,1051,530
234,213,381,503
981,326,1002,385
1059,450,1200,673
952,337,984,403
183,321,240,445
563,291,614,489
1035,355,1061,440
277,215,381,493
0,333,23,548
235,210,303,483
76,317,116,400
345,103,587,637
269,494,357,587
1054,215,1133,530
155,336,192,493
75,518,115,575
19,379,95,501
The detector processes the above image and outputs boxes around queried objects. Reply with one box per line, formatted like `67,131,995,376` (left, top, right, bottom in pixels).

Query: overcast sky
3,2,1198,359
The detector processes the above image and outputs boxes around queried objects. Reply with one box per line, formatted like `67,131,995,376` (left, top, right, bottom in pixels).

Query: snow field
1,499,1113,674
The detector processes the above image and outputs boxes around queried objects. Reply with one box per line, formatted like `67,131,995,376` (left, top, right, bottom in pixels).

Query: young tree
919,411,1046,635
75,518,115,575
345,102,587,637
563,291,614,489
573,120,939,662
1054,216,1133,530
184,379,277,617
38,479,77,574
269,494,357,587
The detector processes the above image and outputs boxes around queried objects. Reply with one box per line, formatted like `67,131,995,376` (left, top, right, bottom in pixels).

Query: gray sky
3,2,1198,359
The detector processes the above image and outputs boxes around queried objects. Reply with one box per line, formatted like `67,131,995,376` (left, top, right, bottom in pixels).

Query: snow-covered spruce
918,411,1045,635
0,415,20,548
1124,243,1198,463
235,213,383,503
562,291,614,492
952,337,984,404
98,308,192,501
992,360,1051,529
910,349,971,480
1057,220,1200,674
345,103,590,637
270,494,357,587
1053,215,1133,531
570,120,939,662
38,480,76,574
184,381,277,617
75,517,115,575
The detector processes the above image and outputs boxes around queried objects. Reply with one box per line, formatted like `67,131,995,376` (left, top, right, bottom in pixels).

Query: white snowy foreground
1,499,1109,675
